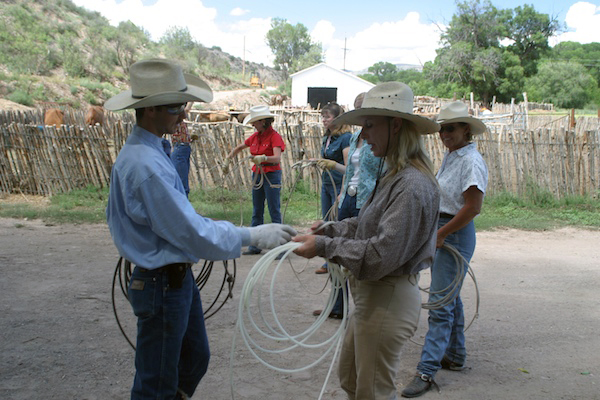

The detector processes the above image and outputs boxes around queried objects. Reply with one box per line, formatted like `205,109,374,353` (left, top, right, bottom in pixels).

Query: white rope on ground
230,241,350,400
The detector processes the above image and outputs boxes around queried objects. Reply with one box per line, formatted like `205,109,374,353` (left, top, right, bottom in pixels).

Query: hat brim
104,74,213,111
333,108,441,135
437,116,487,135
243,113,277,125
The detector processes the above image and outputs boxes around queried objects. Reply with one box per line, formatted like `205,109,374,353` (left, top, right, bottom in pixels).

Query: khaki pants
339,274,421,400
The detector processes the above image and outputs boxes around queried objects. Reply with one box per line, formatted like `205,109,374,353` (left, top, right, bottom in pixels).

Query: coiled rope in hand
230,241,350,400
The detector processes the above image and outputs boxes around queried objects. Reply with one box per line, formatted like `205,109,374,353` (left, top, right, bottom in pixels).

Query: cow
270,94,289,106
85,105,104,126
196,112,230,123
233,112,249,123
44,108,64,128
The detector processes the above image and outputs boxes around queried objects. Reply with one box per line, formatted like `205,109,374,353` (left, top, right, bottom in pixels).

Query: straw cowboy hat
104,59,213,111
332,82,440,134
437,101,487,135
243,105,277,125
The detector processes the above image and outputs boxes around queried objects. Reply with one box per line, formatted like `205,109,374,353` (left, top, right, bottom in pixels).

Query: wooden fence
1,109,599,199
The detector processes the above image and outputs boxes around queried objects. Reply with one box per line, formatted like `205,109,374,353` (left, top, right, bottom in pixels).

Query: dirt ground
0,217,599,400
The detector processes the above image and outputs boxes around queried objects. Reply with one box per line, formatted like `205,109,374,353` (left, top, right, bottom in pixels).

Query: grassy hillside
0,0,285,109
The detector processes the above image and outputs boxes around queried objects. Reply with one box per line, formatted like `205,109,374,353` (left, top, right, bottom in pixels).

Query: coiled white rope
230,240,350,400
410,243,480,346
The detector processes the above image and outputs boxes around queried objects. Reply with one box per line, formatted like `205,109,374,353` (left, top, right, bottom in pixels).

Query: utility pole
242,36,246,78
342,37,348,71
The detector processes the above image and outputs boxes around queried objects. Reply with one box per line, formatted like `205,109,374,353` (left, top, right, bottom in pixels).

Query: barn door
307,87,337,110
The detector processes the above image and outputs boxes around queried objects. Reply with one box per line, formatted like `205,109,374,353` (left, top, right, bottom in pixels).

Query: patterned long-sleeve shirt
315,165,440,280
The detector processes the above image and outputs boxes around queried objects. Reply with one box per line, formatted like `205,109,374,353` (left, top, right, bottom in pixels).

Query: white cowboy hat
104,59,213,111
332,82,440,134
437,101,487,135
243,105,277,125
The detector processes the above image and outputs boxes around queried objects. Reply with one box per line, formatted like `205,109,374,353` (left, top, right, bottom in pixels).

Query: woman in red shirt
225,105,285,255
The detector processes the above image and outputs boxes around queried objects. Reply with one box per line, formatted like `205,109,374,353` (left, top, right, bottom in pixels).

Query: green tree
428,0,504,105
159,26,199,71
290,42,323,75
525,61,597,108
426,0,555,105
110,21,150,73
266,18,323,78
367,62,399,82
550,41,600,89
499,4,561,76
495,50,525,103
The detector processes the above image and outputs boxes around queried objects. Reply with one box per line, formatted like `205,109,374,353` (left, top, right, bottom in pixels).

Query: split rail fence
1,108,599,199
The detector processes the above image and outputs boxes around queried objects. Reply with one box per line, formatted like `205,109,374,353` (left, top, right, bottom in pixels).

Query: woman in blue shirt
315,102,352,274
314,93,382,318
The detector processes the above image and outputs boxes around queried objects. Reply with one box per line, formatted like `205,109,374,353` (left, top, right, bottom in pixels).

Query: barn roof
290,63,375,87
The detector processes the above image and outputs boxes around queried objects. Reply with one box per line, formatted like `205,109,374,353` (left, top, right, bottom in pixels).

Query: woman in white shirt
402,101,489,398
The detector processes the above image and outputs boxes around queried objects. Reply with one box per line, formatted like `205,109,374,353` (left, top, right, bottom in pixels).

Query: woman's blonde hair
383,118,437,185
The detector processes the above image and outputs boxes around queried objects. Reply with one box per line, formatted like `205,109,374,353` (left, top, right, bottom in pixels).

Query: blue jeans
321,183,341,221
171,143,191,197
330,194,360,315
128,266,209,399
417,217,476,378
247,170,282,252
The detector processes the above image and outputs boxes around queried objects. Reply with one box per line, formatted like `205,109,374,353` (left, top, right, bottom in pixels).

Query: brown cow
44,108,64,128
234,112,249,123
270,94,289,106
197,112,230,123
85,105,104,126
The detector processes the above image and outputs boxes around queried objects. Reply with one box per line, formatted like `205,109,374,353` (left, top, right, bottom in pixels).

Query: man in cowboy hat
105,59,296,400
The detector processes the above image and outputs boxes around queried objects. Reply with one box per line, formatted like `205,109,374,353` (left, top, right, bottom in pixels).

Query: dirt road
0,218,598,399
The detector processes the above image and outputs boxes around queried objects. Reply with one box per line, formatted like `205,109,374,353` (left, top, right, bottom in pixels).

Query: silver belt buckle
347,185,357,197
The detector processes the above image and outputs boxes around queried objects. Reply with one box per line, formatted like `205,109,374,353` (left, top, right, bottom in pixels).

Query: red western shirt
244,126,285,173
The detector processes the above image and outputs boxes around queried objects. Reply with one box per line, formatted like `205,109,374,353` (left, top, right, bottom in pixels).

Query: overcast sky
71,0,599,72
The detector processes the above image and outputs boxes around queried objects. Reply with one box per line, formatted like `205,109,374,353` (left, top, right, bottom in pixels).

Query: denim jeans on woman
247,170,282,253
171,143,192,197
417,217,476,378
128,266,209,399
330,194,360,315
321,182,341,221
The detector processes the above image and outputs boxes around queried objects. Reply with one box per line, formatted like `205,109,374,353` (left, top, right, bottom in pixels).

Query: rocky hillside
0,0,285,110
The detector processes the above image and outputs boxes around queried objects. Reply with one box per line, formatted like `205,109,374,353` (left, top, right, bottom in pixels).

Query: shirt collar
258,125,275,136
452,142,475,157
132,125,165,150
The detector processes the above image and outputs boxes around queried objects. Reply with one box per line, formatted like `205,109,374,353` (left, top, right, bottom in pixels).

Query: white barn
290,63,375,110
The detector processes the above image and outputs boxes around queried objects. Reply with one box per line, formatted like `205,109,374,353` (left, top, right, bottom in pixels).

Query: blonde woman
293,82,441,400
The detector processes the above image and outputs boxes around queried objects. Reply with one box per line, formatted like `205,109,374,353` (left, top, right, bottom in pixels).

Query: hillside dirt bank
0,218,598,400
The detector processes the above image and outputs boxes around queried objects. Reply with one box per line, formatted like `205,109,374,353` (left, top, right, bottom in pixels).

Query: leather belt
138,262,191,273
260,163,278,167
138,263,192,289
439,213,455,219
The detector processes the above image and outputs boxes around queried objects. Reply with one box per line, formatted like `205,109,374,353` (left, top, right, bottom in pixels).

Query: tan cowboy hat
332,82,440,134
243,105,277,125
437,101,487,135
104,59,213,111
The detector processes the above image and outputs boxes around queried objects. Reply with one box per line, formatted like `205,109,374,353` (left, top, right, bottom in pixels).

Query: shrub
8,90,33,106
